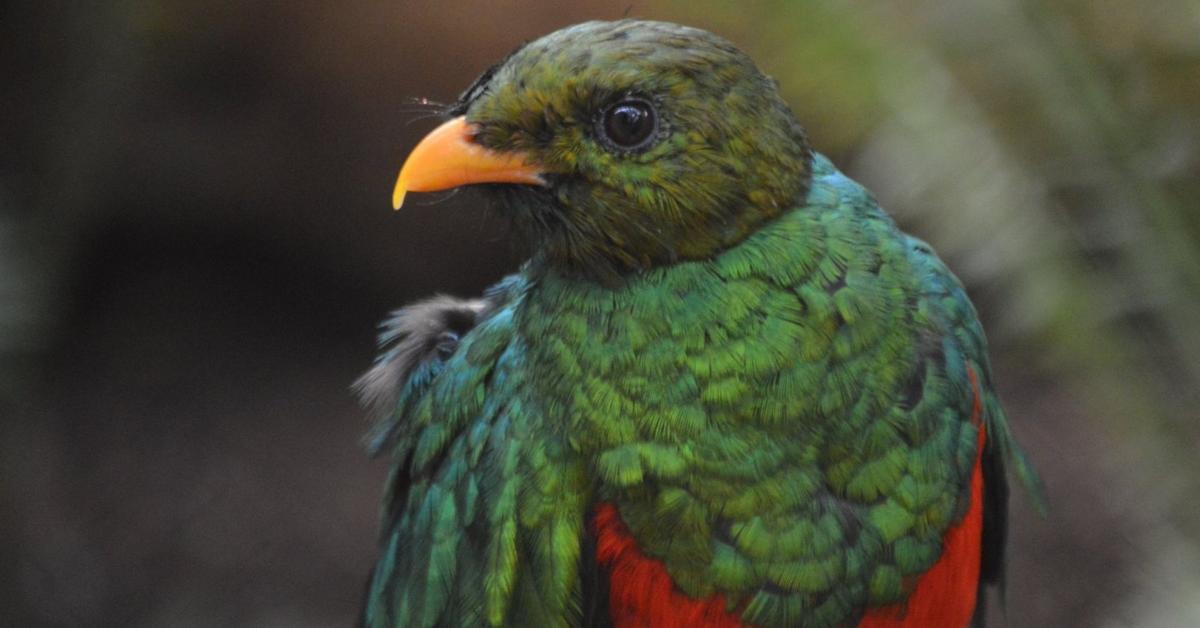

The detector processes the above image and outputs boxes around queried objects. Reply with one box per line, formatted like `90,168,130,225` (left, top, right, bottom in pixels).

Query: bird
357,19,1042,628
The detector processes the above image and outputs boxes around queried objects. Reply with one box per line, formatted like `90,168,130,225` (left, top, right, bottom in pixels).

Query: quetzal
357,19,1041,628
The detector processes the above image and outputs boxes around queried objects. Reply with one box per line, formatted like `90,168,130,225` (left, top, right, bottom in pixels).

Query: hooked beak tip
392,184,406,211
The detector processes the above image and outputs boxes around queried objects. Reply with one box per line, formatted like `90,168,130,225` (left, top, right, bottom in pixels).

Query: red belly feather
591,502,744,628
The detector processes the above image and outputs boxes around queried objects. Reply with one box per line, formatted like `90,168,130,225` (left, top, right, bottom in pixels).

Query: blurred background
3,1,1198,626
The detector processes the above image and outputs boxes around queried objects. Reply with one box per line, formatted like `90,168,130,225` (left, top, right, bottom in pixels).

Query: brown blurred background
3,2,1199,627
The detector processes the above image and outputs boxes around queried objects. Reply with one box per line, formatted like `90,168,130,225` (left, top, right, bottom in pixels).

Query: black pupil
604,101,655,148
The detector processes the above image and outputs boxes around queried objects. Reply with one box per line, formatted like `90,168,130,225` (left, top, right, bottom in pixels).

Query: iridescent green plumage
361,19,1039,628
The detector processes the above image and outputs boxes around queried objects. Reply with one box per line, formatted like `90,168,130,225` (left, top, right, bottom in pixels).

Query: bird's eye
598,99,658,152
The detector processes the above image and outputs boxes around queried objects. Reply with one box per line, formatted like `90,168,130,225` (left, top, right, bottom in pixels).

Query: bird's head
394,20,813,280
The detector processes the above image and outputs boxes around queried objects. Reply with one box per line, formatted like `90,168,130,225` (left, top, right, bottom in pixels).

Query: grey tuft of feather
353,296,486,423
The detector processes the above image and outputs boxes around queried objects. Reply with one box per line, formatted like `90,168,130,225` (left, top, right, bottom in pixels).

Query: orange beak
392,116,545,209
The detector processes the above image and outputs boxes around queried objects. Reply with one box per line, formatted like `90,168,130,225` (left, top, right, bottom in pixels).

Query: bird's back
361,154,1027,627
